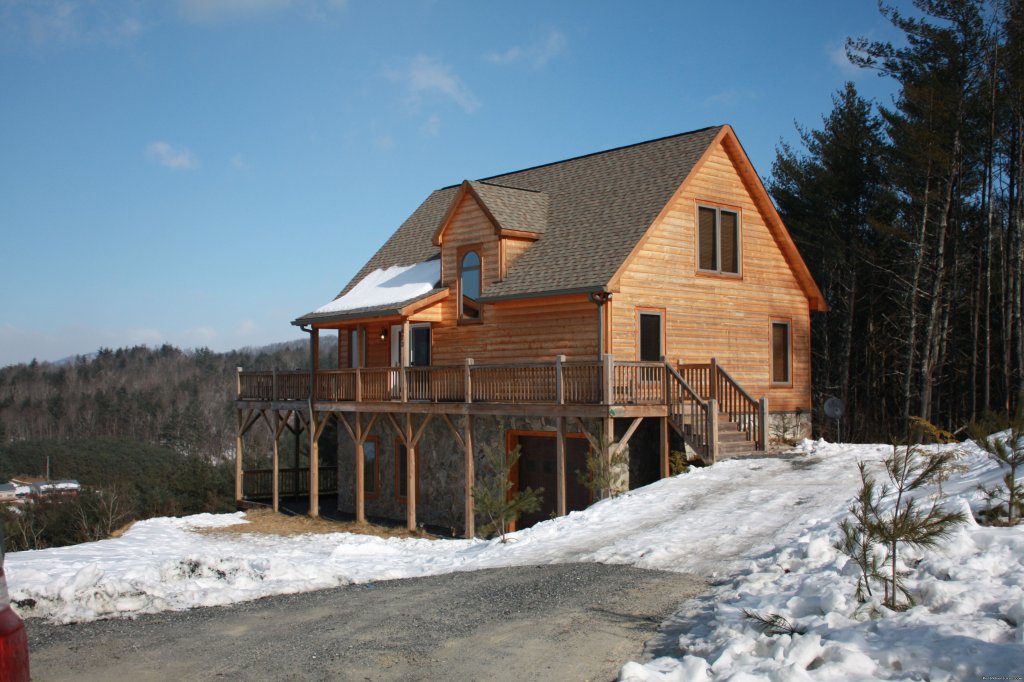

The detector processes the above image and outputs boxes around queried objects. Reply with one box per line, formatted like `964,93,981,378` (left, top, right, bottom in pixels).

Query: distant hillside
0,338,338,462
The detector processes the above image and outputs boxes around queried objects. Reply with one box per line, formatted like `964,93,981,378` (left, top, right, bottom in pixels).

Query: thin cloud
388,54,480,114
827,41,862,77
145,141,198,170
421,114,442,137
3,1,146,48
485,28,566,68
176,0,346,24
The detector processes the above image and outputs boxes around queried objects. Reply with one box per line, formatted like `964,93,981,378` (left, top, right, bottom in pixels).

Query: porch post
401,320,410,402
406,412,417,531
309,411,320,518
660,415,670,479
355,412,365,523
234,411,243,505
272,411,280,513
604,353,615,404
708,357,718,402
464,415,474,538
707,398,719,464
602,415,614,499
556,416,567,516
758,397,769,451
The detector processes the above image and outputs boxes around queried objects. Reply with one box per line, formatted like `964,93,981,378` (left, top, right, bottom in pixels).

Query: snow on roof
313,258,441,315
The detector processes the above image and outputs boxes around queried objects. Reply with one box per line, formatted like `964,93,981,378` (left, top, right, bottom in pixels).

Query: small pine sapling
971,395,1024,526
576,433,628,499
835,421,967,610
472,443,542,542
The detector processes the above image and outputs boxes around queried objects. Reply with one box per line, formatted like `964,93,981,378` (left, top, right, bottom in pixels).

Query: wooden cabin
234,125,826,535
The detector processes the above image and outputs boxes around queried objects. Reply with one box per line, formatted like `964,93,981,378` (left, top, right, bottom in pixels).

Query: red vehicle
0,530,29,682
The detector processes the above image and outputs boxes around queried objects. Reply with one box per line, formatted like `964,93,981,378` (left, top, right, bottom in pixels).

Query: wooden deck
233,355,768,532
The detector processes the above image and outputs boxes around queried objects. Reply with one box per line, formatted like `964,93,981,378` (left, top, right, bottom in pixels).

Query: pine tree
472,444,542,542
971,393,1024,524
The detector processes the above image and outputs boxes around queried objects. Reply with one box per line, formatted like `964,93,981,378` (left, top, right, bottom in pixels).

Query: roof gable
294,125,824,323
432,180,548,247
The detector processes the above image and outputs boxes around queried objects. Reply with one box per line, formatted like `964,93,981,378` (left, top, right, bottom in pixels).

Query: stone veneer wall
336,413,602,534
767,411,813,445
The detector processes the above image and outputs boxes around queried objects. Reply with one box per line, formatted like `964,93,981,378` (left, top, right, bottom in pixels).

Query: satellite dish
824,396,845,420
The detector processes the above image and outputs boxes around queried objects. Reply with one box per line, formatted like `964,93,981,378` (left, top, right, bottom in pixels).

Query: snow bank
314,259,440,314
620,439,1024,681
9,438,1024,681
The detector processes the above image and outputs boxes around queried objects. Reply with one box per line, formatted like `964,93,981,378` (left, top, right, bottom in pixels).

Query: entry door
639,312,663,362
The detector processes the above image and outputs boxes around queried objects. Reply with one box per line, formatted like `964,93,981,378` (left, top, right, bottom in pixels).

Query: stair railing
665,363,716,462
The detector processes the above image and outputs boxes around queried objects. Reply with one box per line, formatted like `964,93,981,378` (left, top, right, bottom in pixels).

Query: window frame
409,323,431,367
636,308,666,363
695,203,742,277
770,318,793,386
362,436,380,500
457,244,483,323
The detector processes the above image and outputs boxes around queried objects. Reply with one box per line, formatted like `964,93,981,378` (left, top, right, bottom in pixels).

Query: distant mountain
0,338,338,460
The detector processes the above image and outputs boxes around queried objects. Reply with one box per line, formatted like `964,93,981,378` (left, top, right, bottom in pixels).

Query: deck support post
758,397,769,451
235,411,244,505
272,411,280,513
405,412,416,531
354,412,365,523
309,412,320,518
707,398,719,464
660,415,670,479
464,415,474,538
464,358,474,403
556,416,567,516
602,415,614,499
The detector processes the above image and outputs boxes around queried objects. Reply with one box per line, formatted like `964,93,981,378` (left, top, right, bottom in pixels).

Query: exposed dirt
193,508,433,539
27,563,706,682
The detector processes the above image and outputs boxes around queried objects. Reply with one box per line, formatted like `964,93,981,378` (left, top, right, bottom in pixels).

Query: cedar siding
610,133,812,412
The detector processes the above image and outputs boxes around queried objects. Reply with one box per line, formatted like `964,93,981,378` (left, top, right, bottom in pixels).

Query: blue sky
0,0,901,367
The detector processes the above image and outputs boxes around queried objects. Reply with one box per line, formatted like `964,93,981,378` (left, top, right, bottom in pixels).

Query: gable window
459,250,481,320
771,320,791,384
698,205,740,275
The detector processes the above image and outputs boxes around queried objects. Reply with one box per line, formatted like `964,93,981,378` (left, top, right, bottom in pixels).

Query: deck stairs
665,359,767,463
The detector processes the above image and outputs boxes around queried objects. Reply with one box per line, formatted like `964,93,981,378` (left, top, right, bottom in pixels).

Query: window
410,325,431,367
459,250,481,320
638,312,663,362
771,320,791,384
363,437,379,498
698,206,740,275
347,329,361,368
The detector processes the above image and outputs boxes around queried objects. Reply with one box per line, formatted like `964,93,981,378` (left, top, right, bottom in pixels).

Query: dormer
433,180,547,317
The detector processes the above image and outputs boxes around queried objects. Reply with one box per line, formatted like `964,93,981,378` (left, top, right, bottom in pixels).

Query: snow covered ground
8,438,1024,680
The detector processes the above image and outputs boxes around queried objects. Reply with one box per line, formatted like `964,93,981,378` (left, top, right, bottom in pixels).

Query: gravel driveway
27,563,705,681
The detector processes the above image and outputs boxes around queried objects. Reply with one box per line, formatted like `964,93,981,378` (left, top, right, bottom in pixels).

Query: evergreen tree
472,444,542,542
769,83,894,439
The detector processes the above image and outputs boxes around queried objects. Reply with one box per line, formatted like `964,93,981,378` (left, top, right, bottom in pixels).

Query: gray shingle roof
295,126,723,324
467,181,548,235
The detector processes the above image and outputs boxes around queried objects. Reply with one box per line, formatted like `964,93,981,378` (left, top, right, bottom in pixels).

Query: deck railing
238,357,609,405
243,467,338,499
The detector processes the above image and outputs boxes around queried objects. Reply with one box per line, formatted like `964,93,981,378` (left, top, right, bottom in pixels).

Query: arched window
460,250,481,320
